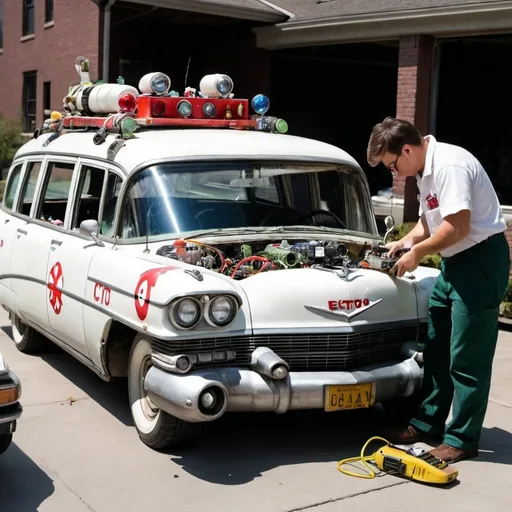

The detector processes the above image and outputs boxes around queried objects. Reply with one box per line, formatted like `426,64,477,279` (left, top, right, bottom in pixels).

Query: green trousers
410,232,511,450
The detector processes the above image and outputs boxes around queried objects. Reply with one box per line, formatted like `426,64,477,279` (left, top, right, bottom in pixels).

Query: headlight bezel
204,295,238,327
168,296,202,330
167,293,239,330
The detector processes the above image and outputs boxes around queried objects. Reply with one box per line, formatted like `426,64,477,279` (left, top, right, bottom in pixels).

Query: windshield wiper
180,227,282,239
276,225,381,238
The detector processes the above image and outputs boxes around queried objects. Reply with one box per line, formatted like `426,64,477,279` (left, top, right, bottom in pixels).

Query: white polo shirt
416,135,506,258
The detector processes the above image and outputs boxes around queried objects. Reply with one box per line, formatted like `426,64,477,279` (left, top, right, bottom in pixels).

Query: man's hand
385,239,411,258
390,247,422,278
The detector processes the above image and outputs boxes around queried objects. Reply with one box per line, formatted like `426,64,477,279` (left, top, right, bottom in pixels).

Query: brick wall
393,34,434,223
0,0,100,130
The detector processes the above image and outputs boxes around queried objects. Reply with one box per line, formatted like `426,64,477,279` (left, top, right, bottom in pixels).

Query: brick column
393,35,435,224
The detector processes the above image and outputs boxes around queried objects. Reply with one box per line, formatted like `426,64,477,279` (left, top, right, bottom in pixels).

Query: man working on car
366,116,510,463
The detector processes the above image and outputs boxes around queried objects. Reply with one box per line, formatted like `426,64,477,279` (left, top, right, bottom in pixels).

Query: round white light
172,298,201,328
199,74,234,98
139,72,171,95
209,296,236,326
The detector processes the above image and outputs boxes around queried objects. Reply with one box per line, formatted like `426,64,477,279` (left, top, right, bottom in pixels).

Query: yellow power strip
337,436,459,486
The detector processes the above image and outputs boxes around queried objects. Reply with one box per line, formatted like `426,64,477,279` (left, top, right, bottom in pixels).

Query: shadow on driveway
0,443,55,511
167,406,399,484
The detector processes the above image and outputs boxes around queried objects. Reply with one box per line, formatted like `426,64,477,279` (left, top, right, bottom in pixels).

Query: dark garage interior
269,42,399,196
435,34,512,208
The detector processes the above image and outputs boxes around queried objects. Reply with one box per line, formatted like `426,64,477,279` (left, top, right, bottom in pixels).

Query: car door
46,159,121,359
0,161,30,311
10,157,76,333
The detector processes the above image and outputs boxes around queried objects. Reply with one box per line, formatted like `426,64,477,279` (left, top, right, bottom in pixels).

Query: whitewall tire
128,334,201,450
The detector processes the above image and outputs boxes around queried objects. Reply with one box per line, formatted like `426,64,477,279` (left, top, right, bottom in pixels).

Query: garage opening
269,42,399,199
108,2,271,100
435,34,512,220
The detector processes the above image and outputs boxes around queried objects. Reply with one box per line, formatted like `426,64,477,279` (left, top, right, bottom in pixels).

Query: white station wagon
0,58,439,449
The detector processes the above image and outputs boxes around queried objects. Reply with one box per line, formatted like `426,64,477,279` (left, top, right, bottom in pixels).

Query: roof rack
35,56,289,148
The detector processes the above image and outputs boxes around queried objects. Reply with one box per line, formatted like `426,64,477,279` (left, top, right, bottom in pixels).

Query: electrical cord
337,436,394,479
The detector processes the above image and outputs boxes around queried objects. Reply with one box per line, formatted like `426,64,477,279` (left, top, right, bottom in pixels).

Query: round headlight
199,74,234,98
172,298,201,328
138,72,171,95
208,295,237,326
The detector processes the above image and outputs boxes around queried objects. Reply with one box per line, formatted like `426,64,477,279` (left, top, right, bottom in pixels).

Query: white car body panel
0,110,439,447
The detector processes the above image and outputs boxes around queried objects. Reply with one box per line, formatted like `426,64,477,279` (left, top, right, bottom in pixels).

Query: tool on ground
337,436,459,486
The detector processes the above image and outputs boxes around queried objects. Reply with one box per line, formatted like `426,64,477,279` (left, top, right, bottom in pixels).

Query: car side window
72,165,105,229
2,164,23,211
17,161,42,216
36,161,75,226
101,172,122,237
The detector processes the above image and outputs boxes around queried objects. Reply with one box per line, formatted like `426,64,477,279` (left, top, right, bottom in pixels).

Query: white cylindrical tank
76,84,139,114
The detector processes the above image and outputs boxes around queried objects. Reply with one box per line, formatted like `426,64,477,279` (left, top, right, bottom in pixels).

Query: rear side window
3,164,23,211
37,161,75,224
18,161,42,216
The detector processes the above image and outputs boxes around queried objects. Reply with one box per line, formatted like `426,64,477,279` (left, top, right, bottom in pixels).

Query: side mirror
383,215,395,245
79,219,105,247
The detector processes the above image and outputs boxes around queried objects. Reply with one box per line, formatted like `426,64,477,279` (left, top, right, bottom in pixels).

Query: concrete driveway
0,309,510,512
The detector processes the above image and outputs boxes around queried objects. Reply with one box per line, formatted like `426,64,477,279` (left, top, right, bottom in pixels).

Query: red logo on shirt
426,193,439,210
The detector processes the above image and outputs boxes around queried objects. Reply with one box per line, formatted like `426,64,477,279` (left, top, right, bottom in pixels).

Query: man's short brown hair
367,116,423,167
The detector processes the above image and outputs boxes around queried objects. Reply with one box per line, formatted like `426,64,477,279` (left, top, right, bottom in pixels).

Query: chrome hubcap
139,356,158,420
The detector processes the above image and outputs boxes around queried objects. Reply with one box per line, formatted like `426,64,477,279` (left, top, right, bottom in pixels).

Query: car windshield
117,161,378,240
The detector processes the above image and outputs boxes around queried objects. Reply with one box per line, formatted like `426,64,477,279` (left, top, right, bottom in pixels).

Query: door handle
16,228,27,238
50,239,62,251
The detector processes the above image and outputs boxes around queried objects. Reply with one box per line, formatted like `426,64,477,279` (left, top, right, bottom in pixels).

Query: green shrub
419,254,442,270
503,280,512,303
387,222,416,242
0,113,24,175
500,302,512,318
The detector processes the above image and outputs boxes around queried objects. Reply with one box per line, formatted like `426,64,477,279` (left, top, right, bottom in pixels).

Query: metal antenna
184,56,192,89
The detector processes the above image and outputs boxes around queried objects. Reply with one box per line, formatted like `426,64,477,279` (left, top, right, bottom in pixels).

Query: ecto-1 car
0,57,439,449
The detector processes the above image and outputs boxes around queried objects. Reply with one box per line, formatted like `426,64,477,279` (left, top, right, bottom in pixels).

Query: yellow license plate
324,383,376,412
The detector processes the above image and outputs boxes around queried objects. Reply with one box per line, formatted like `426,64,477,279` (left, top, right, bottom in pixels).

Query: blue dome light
251,94,270,115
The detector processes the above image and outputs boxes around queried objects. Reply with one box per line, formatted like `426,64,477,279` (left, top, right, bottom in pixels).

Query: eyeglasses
386,147,403,176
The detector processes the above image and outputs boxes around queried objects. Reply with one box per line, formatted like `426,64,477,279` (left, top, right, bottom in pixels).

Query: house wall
0,0,100,131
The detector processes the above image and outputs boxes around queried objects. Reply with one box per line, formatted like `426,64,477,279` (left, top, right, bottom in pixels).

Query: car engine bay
156,237,409,279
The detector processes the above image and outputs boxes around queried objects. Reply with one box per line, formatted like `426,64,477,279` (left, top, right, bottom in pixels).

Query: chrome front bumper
144,343,424,423
0,370,23,427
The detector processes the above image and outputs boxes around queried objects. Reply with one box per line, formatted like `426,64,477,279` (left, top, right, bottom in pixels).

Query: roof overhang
254,1,512,48
120,0,287,23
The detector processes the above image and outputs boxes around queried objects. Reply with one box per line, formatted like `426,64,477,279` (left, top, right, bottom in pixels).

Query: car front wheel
127,334,201,450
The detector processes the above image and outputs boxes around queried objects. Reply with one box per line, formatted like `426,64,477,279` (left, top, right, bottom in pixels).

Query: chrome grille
151,323,426,372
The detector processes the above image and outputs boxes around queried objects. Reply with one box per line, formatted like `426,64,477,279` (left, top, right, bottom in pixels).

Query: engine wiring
155,237,400,279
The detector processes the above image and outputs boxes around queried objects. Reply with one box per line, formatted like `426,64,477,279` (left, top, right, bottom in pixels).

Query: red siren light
118,92,137,113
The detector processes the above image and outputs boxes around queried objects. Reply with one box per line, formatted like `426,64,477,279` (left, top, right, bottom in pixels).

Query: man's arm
412,210,470,260
402,214,430,247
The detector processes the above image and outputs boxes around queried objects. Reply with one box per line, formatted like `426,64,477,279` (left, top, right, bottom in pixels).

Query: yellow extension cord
337,436,391,479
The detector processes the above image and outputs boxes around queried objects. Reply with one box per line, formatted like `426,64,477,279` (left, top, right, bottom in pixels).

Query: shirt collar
421,134,437,178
